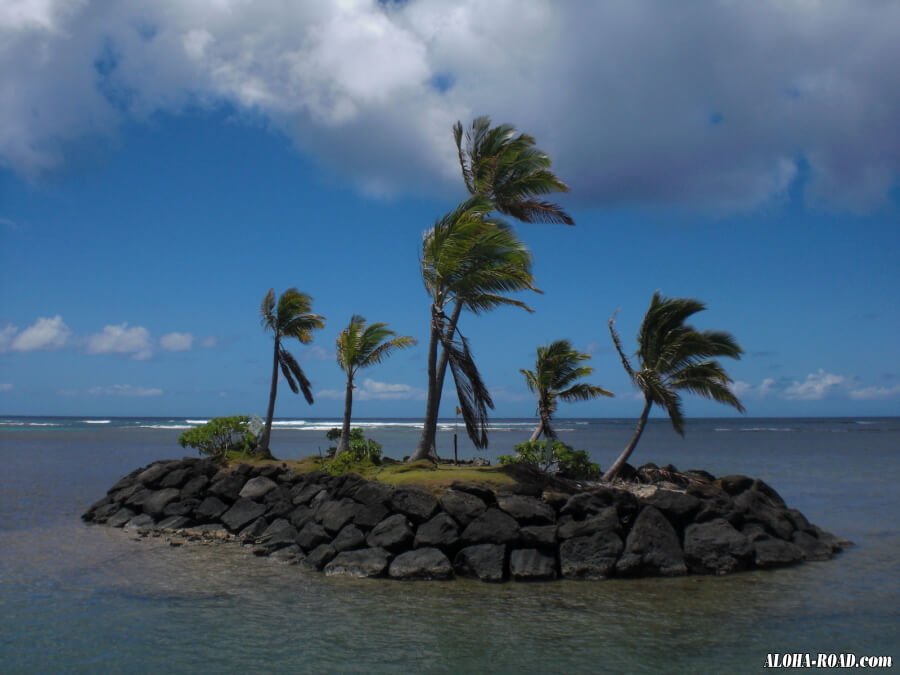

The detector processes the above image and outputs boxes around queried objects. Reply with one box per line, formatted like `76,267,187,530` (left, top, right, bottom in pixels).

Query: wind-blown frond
279,347,313,404
443,331,493,449
558,382,614,402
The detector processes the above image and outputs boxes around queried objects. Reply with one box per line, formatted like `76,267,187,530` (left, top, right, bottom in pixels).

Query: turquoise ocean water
0,416,897,673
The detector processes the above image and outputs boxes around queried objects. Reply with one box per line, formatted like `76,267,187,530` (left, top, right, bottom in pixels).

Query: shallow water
1,418,898,672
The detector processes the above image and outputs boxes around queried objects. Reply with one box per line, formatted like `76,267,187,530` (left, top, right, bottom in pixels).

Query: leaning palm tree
258,288,325,454
454,116,574,225
409,196,540,462
521,340,613,442
335,315,416,457
603,292,745,481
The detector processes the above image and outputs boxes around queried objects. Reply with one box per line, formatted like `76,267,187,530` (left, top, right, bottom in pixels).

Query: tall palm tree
521,340,613,442
258,288,325,454
335,315,416,457
603,292,745,481
454,116,574,225
409,196,539,462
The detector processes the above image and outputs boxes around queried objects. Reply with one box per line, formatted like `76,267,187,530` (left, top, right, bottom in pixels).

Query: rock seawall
82,458,850,581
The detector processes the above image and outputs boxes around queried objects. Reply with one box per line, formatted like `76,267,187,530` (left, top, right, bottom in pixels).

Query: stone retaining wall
82,458,850,581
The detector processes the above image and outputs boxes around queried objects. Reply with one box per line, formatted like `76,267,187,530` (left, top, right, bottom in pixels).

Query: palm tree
521,340,613,442
408,196,539,462
335,315,416,457
454,116,574,225
603,292,745,481
258,288,325,454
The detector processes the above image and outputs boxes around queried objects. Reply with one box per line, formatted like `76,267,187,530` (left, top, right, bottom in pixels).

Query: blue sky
1,1,898,420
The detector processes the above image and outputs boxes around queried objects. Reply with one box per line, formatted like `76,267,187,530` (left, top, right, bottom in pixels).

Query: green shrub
498,440,601,480
178,415,258,463
323,427,382,473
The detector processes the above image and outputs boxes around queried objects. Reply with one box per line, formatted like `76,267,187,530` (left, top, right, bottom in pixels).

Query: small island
82,455,850,582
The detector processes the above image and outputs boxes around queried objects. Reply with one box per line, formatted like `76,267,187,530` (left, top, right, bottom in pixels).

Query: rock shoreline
82,458,851,581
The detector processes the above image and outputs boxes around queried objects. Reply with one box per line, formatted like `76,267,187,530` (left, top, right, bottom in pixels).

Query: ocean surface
0,416,897,673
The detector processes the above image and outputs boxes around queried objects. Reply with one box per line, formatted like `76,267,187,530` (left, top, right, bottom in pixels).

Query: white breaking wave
185,419,208,425
84,420,111,424
139,424,191,430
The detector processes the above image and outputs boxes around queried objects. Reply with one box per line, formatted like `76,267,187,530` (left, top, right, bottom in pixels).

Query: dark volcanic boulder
157,515,193,530
509,548,557,580
615,506,687,577
684,518,753,574
221,498,267,532
239,516,269,540
333,524,367,552
302,544,337,570
717,475,754,496
180,475,209,500
270,544,304,564
124,513,155,530
137,462,174,487
496,494,555,525
317,499,359,534
163,498,199,518
353,502,389,530
557,507,618,540
208,474,247,502
390,487,439,524
291,482,327,506
350,480,394,506
239,476,278,500
366,514,414,551
195,496,229,522
389,548,454,580
142,488,182,518
734,489,795,540
454,544,506,582
637,488,700,527
159,467,192,489
439,490,486,526
88,501,122,523
106,507,136,528
519,525,557,548
414,512,460,549
559,531,624,579
289,505,315,530
448,481,496,504
324,547,391,578
297,522,331,551
791,530,833,561
460,508,519,545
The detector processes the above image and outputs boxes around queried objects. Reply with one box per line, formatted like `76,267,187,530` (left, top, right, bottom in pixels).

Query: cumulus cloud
783,369,845,401
85,384,163,396
199,335,217,348
160,331,193,351
732,377,777,399
8,315,71,351
85,323,152,360
319,378,425,401
0,324,16,351
2,1,898,210
849,384,900,401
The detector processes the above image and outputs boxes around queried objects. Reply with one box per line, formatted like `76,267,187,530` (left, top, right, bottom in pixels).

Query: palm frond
279,347,314,404
260,288,276,331
608,310,636,380
557,382,614,402
442,331,493,449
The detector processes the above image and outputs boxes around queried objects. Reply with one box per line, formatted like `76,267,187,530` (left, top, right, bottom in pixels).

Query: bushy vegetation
498,440,601,480
323,427,382,474
178,416,258,463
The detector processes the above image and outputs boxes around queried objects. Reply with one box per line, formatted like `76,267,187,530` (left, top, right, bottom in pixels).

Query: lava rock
270,544,304,564
297,522,331,551
753,538,804,568
684,518,753,574
791,530,833,561
142,488,182,518
439,490,487,526
194,496,229,522
717,475,754,496
301,544,337,570
333,524,367,552
414,512,459,549
390,487,439,524
460,508,520,545
389,548,454,580
734,489,794,540
350,480,394,506
221,498,267,532
496,494,556,525
615,506,687,577
106,507,136,528
157,515,193,530
291,482,326,506
448,481,496,504
366,514,414,551
637,488,700,527
179,475,209,500
137,462,173,487
519,525,558,548
159,467,192,489
289,505,315,531
208,474,247,502
353,502,389,530
318,499,360,534
454,544,506,582
239,516,269,540
557,507,618,540
124,513,155,530
239,476,278,500
559,531,624,579
324,548,391,578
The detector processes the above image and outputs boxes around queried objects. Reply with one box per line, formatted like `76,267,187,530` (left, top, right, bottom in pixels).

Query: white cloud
784,369,845,401
732,377,777,399
2,1,898,210
319,377,425,401
160,331,193,351
85,323,152,360
849,384,900,401
9,315,70,351
86,384,163,397
199,335,217,348
0,383,12,392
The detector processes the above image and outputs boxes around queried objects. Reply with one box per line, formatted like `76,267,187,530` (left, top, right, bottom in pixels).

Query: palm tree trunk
602,397,652,481
410,308,443,462
528,419,544,442
337,374,354,457
259,336,280,452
